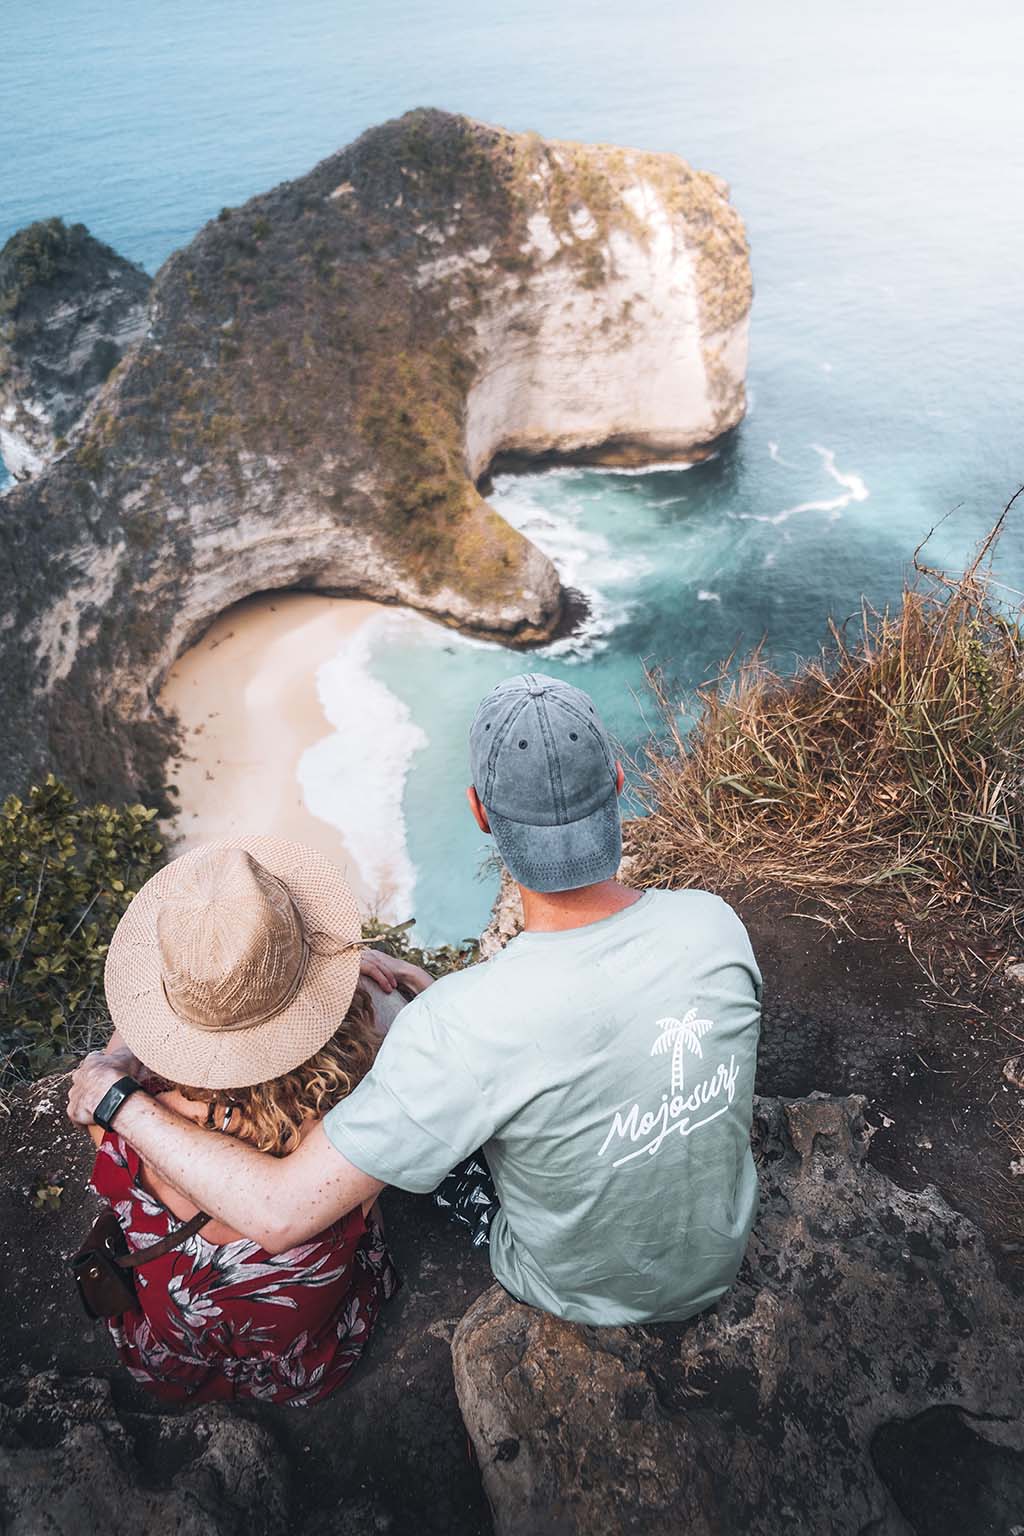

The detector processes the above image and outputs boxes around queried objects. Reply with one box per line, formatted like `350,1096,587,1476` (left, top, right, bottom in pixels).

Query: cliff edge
0,219,151,479
0,109,751,804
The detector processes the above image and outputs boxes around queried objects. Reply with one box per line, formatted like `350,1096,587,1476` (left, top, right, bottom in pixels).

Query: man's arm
67,1052,383,1252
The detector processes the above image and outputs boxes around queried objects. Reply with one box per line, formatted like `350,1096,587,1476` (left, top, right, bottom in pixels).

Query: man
69,674,761,1325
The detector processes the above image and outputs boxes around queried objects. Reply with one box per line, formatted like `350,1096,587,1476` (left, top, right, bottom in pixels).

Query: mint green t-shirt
324,889,762,1325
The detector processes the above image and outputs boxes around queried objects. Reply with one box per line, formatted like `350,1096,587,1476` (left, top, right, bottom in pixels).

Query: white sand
160,593,386,912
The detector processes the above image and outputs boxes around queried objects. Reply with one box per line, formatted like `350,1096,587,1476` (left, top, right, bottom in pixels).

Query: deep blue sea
4,0,1023,941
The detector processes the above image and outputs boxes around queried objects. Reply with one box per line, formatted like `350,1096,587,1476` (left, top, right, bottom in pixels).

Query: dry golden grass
630,497,1024,936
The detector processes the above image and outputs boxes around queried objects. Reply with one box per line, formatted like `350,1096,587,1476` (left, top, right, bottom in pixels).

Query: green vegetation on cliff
0,779,475,1089
0,218,93,315
0,778,163,1087
631,506,1024,936
363,916,477,978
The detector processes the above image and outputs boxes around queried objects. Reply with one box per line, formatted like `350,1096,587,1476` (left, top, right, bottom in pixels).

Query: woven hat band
159,927,367,1032
160,936,311,1032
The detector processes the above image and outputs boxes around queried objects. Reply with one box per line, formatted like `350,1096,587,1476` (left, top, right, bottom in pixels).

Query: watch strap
94,1075,146,1132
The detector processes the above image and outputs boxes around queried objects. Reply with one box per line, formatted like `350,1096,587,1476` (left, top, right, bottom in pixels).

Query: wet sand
160,593,384,912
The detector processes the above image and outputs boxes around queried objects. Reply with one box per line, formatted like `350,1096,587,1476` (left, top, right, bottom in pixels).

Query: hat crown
469,673,615,828
156,848,306,1032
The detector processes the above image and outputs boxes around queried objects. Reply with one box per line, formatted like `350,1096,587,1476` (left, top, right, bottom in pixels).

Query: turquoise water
4,0,1023,941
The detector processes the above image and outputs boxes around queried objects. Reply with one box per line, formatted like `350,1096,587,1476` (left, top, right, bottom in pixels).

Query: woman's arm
67,1052,383,1252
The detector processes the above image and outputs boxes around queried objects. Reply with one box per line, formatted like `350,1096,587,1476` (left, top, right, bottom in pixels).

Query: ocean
4,0,1023,942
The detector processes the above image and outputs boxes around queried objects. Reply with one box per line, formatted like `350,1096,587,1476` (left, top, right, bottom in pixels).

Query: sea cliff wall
0,220,151,478
0,110,751,805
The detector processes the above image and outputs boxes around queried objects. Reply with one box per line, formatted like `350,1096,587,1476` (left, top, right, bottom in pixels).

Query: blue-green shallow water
3,0,1023,941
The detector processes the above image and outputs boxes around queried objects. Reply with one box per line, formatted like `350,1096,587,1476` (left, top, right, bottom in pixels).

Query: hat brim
487,793,622,894
104,835,362,1090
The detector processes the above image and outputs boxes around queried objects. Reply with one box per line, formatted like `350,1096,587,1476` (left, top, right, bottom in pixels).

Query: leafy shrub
0,779,479,1089
0,776,164,1087
363,917,478,978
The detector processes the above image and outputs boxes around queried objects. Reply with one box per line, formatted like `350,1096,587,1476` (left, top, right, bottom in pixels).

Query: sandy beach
160,593,386,914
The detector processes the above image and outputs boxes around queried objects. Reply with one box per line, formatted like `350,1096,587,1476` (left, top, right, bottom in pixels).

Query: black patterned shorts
433,1153,500,1248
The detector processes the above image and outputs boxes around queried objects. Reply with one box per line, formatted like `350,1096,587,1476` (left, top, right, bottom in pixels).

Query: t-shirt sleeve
710,892,763,1004
322,991,497,1193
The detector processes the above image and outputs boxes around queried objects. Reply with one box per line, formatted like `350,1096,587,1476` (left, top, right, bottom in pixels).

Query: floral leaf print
128,1229,168,1251
337,1294,367,1341
196,1245,352,1301
130,1184,174,1221
167,1274,224,1330
97,1137,128,1168
88,1123,400,1406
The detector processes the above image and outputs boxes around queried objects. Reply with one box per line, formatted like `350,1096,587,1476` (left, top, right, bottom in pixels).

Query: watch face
97,1077,135,1129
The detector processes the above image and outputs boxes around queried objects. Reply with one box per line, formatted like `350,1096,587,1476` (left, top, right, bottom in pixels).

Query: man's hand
105,1030,145,1079
359,947,434,998
67,1048,140,1126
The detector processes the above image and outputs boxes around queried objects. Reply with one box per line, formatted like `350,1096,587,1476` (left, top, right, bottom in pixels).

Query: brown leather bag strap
117,1210,211,1269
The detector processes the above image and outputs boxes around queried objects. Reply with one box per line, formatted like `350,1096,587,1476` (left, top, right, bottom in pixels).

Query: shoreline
160,593,387,915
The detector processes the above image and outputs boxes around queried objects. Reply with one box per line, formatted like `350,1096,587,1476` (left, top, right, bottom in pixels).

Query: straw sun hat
104,836,363,1090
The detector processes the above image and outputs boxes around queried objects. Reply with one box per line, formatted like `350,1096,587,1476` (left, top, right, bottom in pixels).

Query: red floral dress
89,1130,399,1407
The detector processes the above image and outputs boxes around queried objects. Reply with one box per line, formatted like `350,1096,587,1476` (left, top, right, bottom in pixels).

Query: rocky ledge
0,108,751,805
4,1081,1021,1535
454,1095,1024,1536
3,885,1024,1534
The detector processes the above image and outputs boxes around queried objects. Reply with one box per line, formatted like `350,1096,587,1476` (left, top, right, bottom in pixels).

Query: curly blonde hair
171,984,381,1156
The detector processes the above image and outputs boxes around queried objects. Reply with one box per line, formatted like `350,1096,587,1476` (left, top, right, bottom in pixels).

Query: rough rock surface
0,1073,493,1535
3,881,1023,1534
478,868,524,958
0,219,151,480
452,1094,1024,1536
0,108,750,805
0,1372,287,1536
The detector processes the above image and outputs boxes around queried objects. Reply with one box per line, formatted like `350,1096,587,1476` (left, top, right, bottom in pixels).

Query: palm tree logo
651,1009,715,1096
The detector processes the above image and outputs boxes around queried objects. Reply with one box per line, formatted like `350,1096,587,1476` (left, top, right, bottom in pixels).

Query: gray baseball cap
469,673,622,893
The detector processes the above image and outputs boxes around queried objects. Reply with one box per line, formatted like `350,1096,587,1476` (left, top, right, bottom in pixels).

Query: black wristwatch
94,1075,147,1132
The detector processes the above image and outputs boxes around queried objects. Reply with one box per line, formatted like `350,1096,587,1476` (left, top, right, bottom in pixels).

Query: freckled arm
70,1065,383,1252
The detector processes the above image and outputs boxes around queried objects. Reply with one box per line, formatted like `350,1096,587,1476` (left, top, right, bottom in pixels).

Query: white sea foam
298,612,429,921
697,589,721,602
740,444,869,526
585,458,703,476
493,475,653,660
494,457,700,480
300,466,664,916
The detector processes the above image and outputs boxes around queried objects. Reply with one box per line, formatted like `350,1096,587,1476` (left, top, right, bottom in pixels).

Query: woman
85,833,431,1407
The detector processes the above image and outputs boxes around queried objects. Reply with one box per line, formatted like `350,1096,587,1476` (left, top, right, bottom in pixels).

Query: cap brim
487,794,622,894
104,835,362,1090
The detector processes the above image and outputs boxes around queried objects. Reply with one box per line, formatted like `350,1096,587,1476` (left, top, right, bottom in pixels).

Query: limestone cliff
0,219,151,478
0,110,751,804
